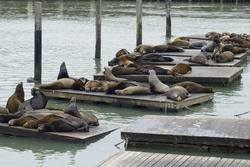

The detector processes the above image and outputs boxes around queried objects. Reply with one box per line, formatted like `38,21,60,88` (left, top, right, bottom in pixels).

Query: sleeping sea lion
115,86,151,95
169,40,190,48
153,45,184,52
85,80,114,92
39,78,75,90
165,86,190,101
104,67,128,82
174,36,190,41
105,81,141,94
135,53,174,63
57,61,69,80
201,36,220,53
134,44,155,55
187,54,209,65
6,82,24,114
232,46,248,54
215,51,234,63
116,49,130,57
173,81,215,93
169,63,192,75
71,77,89,91
148,70,169,94
189,41,208,49
205,32,221,39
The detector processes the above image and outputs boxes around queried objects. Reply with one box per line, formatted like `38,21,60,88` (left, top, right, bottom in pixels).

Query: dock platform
121,115,250,153
96,151,250,167
94,66,243,85
39,89,214,111
0,122,118,142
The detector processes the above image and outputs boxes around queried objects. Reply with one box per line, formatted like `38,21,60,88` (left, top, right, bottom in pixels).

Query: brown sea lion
205,32,221,39
174,36,190,41
165,86,190,101
153,45,184,52
169,40,190,48
104,67,128,82
232,46,248,54
6,82,24,114
187,54,209,65
134,44,155,55
85,80,114,92
39,78,75,90
116,49,130,57
71,77,89,91
0,107,8,114
105,80,141,94
173,81,215,93
215,51,234,63
169,63,192,75
201,36,220,53
115,86,151,95
109,53,141,66
148,70,169,94
135,53,174,63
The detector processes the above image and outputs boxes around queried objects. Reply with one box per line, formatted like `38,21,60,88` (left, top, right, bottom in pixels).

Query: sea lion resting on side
105,80,142,94
6,82,24,114
104,67,128,82
153,45,184,52
186,53,209,65
169,40,189,48
173,81,215,93
135,53,174,63
165,86,190,101
214,51,234,63
71,77,89,91
148,70,169,94
169,63,192,75
115,49,130,57
189,41,208,49
9,97,89,132
201,36,220,53
115,86,151,95
39,78,75,90
134,44,155,55
85,80,115,92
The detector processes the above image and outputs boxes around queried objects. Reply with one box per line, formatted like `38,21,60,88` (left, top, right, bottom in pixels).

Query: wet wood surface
39,89,214,111
94,66,243,85
121,115,250,153
0,122,118,142
96,151,250,167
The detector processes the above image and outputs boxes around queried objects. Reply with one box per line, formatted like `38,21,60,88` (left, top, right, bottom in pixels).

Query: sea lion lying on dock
85,80,115,92
9,97,90,132
148,70,169,94
105,80,142,94
134,44,155,55
189,41,208,49
39,78,75,90
104,67,128,82
6,82,24,114
116,49,130,57
201,36,220,53
71,77,89,91
173,81,215,93
214,51,234,63
169,63,192,75
115,86,151,95
168,40,190,48
185,53,209,65
153,44,184,52
205,32,222,39
165,86,190,101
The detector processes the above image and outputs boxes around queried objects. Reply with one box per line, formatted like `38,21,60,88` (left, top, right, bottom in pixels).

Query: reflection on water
0,0,250,166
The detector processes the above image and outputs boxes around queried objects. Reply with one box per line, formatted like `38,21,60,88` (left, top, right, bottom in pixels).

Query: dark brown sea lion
39,78,75,90
6,82,24,114
165,86,190,101
169,40,189,48
174,36,190,41
232,46,248,54
135,53,174,63
134,44,155,55
153,45,184,52
115,86,151,95
104,67,128,82
148,70,169,94
169,63,192,75
57,61,69,80
187,54,209,65
71,77,89,91
173,81,215,93
201,36,220,53
215,51,234,63
105,80,141,94
109,53,141,66
116,49,130,57
85,80,114,92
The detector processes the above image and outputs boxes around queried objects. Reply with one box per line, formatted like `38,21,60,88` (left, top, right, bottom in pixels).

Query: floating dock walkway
0,122,118,142
121,115,250,153
96,151,250,167
94,66,243,85
39,89,214,112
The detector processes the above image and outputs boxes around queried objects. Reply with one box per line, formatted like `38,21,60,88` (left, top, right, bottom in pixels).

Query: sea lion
174,36,190,41
214,51,234,63
57,61,69,80
165,86,190,101
115,86,151,95
232,46,248,54
71,77,89,91
6,82,24,114
169,63,192,75
39,78,75,90
135,53,174,63
105,80,141,94
104,67,128,82
201,36,220,53
134,44,155,55
153,45,184,52
205,32,221,39
189,41,208,49
109,53,141,66
169,40,189,48
187,54,209,65
0,107,8,114
173,81,215,93
85,80,114,92
148,70,169,94
116,49,130,57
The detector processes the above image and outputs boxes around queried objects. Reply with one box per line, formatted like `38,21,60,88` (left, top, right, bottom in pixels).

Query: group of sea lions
0,79,99,132
38,61,214,102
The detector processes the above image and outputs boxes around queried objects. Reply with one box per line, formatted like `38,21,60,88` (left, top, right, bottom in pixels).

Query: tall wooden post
136,0,142,46
34,2,42,82
165,0,171,40
95,0,101,59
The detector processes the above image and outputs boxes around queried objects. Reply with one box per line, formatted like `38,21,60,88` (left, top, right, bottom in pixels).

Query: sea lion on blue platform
6,82,24,114
165,86,190,101
173,81,215,93
39,78,75,90
148,70,169,94
115,86,151,95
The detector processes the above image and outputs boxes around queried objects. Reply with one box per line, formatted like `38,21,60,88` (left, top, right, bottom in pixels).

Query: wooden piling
95,0,102,59
136,0,142,46
34,2,42,82
165,0,171,40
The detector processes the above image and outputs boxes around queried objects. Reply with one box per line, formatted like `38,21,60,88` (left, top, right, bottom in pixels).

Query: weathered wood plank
139,153,161,167
94,66,243,85
156,154,179,167
121,115,250,153
170,155,191,167
193,156,210,167
130,152,154,167
201,157,221,167
0,122,118,143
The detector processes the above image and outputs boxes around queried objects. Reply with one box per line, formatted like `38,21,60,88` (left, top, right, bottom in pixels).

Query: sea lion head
72,77,89,91
213,36,221,44
64,97,81,118
115,49,129,57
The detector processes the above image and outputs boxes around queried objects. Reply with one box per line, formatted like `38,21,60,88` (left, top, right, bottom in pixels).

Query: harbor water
0,0,250,166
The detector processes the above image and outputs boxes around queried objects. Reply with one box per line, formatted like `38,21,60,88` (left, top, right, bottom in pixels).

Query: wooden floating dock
96,151,250,167
94,66,243,85
39,89,214,111
121,115,250,153
0,122,118,142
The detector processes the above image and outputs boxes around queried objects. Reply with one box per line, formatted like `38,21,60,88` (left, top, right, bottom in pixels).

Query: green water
0,0,250,166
